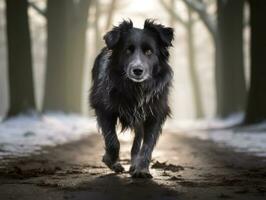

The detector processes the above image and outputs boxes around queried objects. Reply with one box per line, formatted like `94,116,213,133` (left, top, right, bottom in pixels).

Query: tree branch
182,0,216,37
160,0,187,26
28,2,46,18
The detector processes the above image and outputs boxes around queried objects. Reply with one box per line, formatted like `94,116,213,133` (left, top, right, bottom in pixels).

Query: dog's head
104,19,174,83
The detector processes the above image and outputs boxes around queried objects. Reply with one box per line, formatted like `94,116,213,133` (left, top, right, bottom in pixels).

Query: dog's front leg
131,118,162,178
96,110,124,173
129,124,144,173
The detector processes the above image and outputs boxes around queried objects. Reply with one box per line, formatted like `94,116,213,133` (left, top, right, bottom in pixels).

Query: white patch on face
127,53,151,82
130,54,142,67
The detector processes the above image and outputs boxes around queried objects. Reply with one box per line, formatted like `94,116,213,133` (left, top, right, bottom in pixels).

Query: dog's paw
131,168,153,179
111,162,125,173
129,165,135,174
102,154,124,173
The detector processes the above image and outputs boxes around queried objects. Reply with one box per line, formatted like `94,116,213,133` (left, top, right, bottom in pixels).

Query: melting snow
1,112,266,158
165,113,266,157
0,113,97,158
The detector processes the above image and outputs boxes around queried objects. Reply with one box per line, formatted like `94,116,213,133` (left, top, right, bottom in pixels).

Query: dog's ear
144,19,174,47
103,28,120,49
103,20,133,49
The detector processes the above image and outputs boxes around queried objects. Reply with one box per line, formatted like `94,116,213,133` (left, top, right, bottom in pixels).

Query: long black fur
89,19,174,178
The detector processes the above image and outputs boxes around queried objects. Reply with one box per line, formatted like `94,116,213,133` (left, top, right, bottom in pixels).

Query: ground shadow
62,173,179,200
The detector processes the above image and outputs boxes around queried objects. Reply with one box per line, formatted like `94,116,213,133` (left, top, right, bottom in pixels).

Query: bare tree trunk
44,0,91,113
105,0,117,31
5,0,36,117
216,0,246,117
94,0,102,53
169,0,175,27
244,0,266,124
186,7,204,118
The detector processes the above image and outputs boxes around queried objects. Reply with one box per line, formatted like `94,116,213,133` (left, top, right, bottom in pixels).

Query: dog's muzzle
127,65,149,82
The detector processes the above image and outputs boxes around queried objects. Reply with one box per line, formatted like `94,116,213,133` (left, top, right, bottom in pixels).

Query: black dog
89,19,174,178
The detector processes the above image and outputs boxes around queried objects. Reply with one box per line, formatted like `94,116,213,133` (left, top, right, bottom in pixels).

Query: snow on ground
165,113,245,131
0,113,97,158
165,113,266,157
0,112,266,159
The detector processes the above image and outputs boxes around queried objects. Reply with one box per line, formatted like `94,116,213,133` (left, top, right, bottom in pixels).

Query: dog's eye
126,46,134,54
144,49,152,56
126,49,132,54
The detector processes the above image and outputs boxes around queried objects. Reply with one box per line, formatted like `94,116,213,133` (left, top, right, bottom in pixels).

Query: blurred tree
5,0,36,117
186,7,204,118
245,0,266,124
93,0,102,53
92,0,119,63
216,0,246,117
161,0,204,118
43,0,91,113
183,0,246,118
105,0,117,31
169,0,176,27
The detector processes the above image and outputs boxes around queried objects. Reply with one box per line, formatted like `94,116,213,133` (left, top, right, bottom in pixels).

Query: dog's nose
132,68,144,77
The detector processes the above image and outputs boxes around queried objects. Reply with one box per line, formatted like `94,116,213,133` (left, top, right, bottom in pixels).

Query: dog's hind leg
129,124,143,173
96,110,124,173
131,118,162,178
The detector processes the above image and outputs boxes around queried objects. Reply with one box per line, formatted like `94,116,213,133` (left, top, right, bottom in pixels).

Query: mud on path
0,132,266,200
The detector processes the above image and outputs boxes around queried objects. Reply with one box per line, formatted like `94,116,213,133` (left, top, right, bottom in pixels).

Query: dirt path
0,132,266,200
